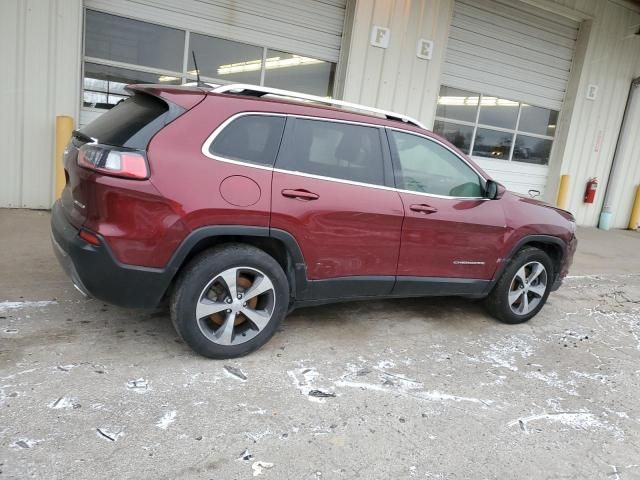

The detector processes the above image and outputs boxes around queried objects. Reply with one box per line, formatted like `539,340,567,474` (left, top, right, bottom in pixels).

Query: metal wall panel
85,0,347,62
606,82,640,228
0,0,82,209
342,0,454,128
550,0,640,226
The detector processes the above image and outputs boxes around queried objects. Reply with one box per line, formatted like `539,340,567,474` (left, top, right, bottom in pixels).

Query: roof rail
210,83,426,129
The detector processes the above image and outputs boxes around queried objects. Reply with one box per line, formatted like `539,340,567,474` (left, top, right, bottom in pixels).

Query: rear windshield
79,93,171,149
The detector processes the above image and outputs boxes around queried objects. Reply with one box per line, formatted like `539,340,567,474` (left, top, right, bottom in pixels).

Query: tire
170,243,289,358
484,246,554,324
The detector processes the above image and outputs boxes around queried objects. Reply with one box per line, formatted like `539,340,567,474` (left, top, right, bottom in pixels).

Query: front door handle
281,189,320,201
410,203,438,214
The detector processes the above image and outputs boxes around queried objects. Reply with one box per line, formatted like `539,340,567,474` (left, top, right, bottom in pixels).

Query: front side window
433,86,558,166
389,130,483,198
209,115,286,167
277,119,385,186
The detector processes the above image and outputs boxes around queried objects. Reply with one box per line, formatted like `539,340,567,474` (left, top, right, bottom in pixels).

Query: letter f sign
370,26,390,49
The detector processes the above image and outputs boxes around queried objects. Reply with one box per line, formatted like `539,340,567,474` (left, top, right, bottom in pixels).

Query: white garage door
80,0,347,127
434,0,580,196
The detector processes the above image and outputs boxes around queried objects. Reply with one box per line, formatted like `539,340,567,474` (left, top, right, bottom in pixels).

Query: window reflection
433,120,474,154
85,10,184,72
472,128,513,159
188,33,262,84
477,97,519,129
83,62,180,109
519,105,558,136
436,86,479,123
263,50,335,96
434,85,558,165
513,135,552,165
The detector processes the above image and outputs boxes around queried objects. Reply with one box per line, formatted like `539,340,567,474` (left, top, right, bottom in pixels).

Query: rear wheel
484,247,554,324
170,244,289,358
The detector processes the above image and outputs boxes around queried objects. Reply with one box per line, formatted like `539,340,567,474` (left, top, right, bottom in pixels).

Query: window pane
80,93,170,149
472,128,513,160
210,115,286,167
518,105,558,136
433,120,474,154
390,131,482,197
277,119,385,185
513,135,552,165
435,86,479,123
477,97,519,129
85,10,184,72
83,62,180,109
188,33,262,84
263,50,335,96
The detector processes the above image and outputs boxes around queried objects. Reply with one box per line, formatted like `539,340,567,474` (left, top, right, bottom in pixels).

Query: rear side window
277,118,385,186
80,93,172,149
209,115,286,167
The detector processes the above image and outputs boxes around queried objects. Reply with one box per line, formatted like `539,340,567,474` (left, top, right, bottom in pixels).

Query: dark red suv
51,83,577,358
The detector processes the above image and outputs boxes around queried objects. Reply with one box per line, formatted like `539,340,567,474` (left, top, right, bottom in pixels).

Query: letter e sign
416,39,433,60
370,26,390,48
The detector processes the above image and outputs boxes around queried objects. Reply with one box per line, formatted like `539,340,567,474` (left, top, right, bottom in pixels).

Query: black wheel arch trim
486,234,567,295
162,225,311,302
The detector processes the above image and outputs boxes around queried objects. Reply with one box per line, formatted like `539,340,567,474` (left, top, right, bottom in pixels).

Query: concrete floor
1,209,639,479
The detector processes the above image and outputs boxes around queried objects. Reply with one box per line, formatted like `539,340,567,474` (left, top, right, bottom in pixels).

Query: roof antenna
191,50,204,87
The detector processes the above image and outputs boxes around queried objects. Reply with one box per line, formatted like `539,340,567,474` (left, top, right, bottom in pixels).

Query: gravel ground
1,209,639,479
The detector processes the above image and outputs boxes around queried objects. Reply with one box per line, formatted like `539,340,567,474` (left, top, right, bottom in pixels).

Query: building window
433,86,558,166
82,9,336,112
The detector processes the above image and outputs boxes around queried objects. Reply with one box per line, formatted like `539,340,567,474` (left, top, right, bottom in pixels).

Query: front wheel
484,247,554,324
170,244,289,358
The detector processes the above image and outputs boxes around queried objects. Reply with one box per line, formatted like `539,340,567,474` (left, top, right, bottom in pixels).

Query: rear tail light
77,144,149,180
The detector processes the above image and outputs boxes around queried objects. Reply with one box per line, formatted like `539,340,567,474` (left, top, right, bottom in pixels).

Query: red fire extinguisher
584,177,598,203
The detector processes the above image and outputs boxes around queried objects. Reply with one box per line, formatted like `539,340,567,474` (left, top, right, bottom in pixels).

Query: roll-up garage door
80,0,346,127
438,0,580,195
85,0,346,63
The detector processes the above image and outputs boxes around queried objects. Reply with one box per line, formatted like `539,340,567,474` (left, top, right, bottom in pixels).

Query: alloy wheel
508,261,547,315
195,266,276,345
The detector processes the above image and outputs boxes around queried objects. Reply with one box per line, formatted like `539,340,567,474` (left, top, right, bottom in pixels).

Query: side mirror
485,180,506,200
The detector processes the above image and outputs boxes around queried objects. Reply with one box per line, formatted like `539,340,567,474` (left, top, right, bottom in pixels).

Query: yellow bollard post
556,174,570,210
628,185,640,231
55,116,74,200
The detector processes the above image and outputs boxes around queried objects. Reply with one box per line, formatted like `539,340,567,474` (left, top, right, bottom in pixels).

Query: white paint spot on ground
10,438,44,449
481,336,533,372
376,359,395,369
156,410,177,430
334,380,493,406
48,396,80,409
252,461,274,476
126,378,150,393
287,367,334,403
509,410,623,439
0,300,57,312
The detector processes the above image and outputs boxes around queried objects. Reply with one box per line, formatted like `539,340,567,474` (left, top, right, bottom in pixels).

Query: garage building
1,0,639,228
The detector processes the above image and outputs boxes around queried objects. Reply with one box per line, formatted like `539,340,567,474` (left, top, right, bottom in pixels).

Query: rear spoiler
126,84,207,111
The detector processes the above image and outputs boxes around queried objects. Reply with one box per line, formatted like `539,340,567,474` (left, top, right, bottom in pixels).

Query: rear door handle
409,203,438,214
281,189,320,201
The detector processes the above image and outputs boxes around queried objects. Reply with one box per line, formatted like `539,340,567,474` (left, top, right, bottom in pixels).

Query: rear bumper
50,200,173,308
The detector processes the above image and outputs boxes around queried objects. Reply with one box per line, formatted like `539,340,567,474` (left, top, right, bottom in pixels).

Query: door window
209,115,286,167
388,130,483,198
276,118,386,186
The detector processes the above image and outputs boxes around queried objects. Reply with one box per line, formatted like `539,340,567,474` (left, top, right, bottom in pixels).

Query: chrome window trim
200,111,490,201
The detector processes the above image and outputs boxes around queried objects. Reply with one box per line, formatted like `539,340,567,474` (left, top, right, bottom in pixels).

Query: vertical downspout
598,77,640,230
